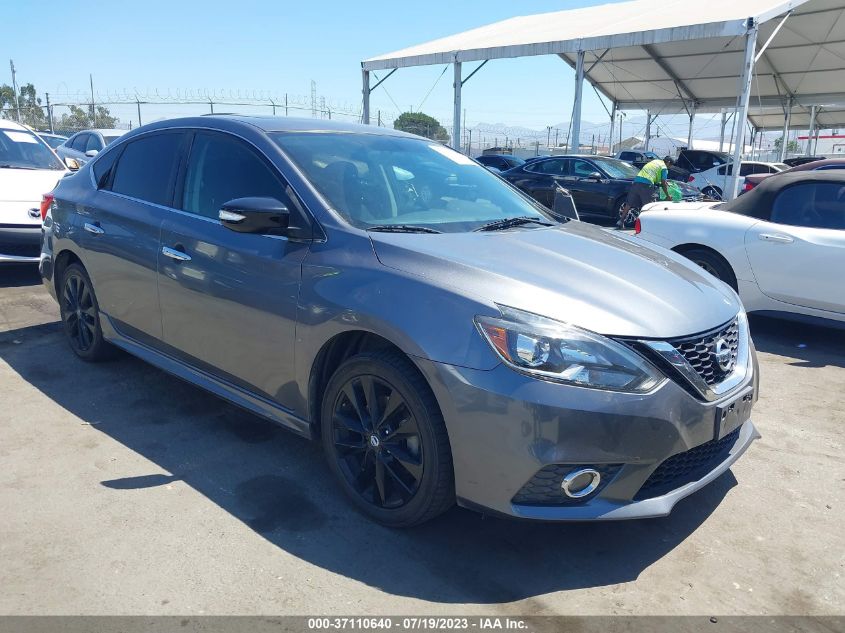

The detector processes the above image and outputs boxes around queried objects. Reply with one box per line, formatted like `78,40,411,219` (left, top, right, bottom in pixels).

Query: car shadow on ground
0,318,738,605
749,314,845,369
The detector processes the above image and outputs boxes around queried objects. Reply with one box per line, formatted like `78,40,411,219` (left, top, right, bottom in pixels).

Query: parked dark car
475,154,525,171
501,155,698,221
40,116,758,527
783,155,827,167
742,158,845,193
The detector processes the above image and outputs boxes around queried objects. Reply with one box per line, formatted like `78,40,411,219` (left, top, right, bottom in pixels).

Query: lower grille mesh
512,464,621,506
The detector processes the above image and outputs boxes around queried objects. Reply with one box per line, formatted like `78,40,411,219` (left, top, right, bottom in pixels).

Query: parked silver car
56,128,126,167
40,116,759,526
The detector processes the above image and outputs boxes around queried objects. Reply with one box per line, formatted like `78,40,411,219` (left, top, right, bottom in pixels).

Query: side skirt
100,314,314,440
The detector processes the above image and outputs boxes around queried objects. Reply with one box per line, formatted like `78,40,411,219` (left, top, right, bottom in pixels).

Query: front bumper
0,224,41,263
415,352,759,521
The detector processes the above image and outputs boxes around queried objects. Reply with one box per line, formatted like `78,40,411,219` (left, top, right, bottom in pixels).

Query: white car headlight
476,306,665,393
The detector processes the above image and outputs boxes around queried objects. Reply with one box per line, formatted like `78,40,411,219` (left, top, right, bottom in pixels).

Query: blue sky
4,0,634,132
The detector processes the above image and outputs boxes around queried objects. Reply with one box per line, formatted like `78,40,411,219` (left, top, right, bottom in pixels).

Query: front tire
59,263,117,361
321,350,454,527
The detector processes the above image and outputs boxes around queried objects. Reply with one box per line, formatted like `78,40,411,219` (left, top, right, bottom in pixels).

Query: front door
157,130,309,407
744,180,845,314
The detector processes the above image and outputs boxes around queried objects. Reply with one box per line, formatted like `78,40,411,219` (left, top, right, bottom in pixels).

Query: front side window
0,127,65,170
182,132,289,219
85,134,104,152
572,159,596,178
109,132,183,206
771,182,845,230
272,133,549,232
71,134,88,151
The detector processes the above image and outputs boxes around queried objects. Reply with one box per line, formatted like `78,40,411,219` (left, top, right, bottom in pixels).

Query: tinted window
771,182,845,230
182,132,289,219
85,134,103,152
572,159,596,177
70,134,88,150
109,133,183,206
817,164,845,171
526,159,567,175
620,152,635,161
92,147,121,189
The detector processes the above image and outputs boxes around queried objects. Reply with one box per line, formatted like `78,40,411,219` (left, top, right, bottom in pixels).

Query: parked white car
689,160,789,200
0,120,68,263
635,171,845,326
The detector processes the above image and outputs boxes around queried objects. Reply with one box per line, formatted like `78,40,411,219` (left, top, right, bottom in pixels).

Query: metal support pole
136,98,142,126
452,61,462,151
362,69,371,125
285,94,288,116
729,20,759,200
780,98,792,161
571,51,585,154
687,106,696,149
806,105,817,156
719,109,727,151
89,74,95,125
9,59,20,122
45,93,54,133
608,102,617,154
644,110,652,151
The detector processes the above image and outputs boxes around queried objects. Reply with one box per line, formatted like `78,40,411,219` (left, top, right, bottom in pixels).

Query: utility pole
45,92,54,132
9,59,20,122
89,74,95,126
546,125,552,148
136,98,142,126
554,128,559,147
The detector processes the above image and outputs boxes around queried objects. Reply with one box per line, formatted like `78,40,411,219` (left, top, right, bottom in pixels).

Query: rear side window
71,134,88,150
771,182,845,230
526,159,567,175
620,152,634,161
92,147,121,189
109,133,183,206
181,132,290,219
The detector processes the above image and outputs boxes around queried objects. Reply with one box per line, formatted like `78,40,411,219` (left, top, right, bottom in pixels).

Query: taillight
634,217,642,234
687,176,695,182
39,194,54,221
743,182,754,191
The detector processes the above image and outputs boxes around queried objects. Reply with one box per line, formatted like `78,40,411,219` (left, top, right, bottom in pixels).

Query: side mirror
85,149,99,158
588,172,603,181
219,197,289,234
65,157,80,171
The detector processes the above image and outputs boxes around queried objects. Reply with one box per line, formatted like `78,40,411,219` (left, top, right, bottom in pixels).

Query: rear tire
59,263,118,361
681,248,738,291
321,349,455,527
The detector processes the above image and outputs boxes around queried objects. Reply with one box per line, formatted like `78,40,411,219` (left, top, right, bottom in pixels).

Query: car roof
793,157,845,170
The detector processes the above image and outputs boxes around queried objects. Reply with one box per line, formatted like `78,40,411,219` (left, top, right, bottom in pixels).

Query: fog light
561,468,601,498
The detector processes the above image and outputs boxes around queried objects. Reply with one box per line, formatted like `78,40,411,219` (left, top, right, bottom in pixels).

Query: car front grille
668,319,739,386
511,463,622,506
634,427,741,500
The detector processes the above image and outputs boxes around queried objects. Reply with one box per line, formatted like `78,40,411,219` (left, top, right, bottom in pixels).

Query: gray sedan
56,128,126,167
40,115,759,526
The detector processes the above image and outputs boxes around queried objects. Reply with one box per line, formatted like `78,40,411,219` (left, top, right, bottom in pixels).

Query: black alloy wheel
59,263,116,361
321,350,454,527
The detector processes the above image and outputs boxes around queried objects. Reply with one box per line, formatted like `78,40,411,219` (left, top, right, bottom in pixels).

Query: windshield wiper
368,224,442,234
475,216,554,232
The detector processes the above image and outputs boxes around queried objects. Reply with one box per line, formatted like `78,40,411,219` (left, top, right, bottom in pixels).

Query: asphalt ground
0,264,842,616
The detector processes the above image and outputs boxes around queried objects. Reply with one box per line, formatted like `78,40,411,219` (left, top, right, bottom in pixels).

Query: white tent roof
364,0,845,115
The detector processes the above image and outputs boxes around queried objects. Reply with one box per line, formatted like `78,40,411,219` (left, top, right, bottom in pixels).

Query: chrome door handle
83,222,104,235
161,246,192,262
759,233,794,244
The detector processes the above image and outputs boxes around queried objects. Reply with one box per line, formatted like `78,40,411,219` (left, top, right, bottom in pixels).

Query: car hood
370,221,740,339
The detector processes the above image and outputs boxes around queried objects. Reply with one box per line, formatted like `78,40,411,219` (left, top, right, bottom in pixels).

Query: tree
393,111,450,142
774,136,800,153
54,105,119,133
0,83,47,129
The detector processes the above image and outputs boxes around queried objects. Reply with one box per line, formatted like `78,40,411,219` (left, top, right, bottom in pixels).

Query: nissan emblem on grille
670,319,740,386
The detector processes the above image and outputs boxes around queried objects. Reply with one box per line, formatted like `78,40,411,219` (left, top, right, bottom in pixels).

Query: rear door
79,130,187,343
157,130,309,406
744,180,845,314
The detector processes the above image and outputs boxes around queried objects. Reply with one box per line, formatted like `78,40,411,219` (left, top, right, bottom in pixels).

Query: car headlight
476,306,665,393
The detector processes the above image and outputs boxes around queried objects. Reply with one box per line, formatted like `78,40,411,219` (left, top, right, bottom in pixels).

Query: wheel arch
672,243,738,289
52,249,84,298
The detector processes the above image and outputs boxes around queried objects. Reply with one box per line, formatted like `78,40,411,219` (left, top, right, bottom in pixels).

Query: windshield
591,157,639,179
0,128,65,170
272,132,552,232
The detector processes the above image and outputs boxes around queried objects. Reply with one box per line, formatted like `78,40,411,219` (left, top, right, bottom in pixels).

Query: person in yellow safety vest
618,156,674,229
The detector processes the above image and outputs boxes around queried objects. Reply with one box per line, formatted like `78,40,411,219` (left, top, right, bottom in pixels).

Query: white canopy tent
361,0,845,198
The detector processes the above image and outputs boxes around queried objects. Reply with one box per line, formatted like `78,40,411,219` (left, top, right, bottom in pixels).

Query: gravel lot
0,264,842,616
